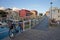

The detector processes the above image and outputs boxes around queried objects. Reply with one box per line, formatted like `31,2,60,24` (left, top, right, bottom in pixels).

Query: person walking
18,21,23,33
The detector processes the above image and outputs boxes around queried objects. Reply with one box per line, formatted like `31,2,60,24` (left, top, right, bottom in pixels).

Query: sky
0,0,60,14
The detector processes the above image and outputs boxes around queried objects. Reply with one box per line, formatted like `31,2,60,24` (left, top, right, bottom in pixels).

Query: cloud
12,7,20,10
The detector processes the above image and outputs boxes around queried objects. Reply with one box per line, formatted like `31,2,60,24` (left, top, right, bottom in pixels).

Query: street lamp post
50,2,53,19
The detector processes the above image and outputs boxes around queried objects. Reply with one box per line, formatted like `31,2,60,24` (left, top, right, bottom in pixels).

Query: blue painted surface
0,28,9,40
0,26,20,40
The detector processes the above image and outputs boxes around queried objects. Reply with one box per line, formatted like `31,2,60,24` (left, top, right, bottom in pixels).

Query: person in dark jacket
18,21,23,32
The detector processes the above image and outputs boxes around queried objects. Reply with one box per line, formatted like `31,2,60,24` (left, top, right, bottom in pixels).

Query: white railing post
23,21,25,31
29,20,31,29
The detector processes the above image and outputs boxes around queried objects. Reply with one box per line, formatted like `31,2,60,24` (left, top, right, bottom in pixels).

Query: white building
5,8,20,20
46,7,60,21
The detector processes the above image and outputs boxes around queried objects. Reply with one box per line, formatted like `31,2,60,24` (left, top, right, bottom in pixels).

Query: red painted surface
19,9,26,17
19,9,31,18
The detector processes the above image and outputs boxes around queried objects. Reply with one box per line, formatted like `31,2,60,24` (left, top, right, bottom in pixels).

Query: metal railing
0,15,45,38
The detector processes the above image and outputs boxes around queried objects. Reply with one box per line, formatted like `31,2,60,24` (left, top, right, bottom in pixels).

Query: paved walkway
3,16,60,40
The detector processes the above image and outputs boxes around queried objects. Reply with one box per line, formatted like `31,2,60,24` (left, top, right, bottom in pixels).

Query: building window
26,13,30,16
52,10,55,14
58,16,60,17
58,10,59,13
